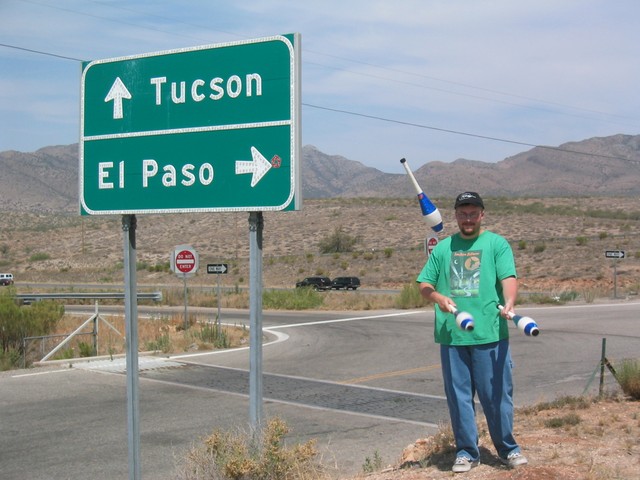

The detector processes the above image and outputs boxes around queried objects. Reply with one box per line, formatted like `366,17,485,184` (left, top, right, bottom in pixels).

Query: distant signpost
605,250,625,299
80,34,301,214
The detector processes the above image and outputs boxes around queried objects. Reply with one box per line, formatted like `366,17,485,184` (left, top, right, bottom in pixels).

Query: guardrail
16,292,163,303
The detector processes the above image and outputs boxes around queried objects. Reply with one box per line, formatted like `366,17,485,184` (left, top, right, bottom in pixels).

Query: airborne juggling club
400,158,443,233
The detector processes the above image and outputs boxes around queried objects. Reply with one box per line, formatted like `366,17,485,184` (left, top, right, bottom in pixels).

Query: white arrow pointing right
235,146,272,187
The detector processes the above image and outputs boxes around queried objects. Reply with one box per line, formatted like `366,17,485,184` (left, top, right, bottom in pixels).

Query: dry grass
24,313,249,363
1,197,640,300
358,396,640,480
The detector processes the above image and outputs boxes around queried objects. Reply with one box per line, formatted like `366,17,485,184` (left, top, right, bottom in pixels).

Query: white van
0,273,14,286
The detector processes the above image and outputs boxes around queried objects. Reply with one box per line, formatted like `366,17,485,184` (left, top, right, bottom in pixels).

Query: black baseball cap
454,192,484,209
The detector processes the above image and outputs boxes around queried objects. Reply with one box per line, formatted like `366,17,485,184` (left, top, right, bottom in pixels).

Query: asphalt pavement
1,302,638,479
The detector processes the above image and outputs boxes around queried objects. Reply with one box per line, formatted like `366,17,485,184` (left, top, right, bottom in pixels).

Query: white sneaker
452,456,480,473
500,451,528,468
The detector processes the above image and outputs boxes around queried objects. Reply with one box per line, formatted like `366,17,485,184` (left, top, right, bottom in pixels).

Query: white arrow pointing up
235,147,272,187
104,77,132,120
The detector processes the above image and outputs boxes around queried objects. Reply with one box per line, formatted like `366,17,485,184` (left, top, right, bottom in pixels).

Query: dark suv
330,276,361,290
295,276,331,291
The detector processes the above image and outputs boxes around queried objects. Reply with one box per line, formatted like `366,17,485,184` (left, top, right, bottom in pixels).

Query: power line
0,43,84,62
0,34,634,163
303,103,633,162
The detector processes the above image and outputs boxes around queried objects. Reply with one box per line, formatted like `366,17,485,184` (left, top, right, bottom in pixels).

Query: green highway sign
80,34,301,215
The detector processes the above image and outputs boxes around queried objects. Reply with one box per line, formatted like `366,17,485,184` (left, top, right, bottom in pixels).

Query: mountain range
1,134,639,212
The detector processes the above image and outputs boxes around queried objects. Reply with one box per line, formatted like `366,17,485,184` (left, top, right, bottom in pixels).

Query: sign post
80,33,301,474
171,245,199,330
207,263,228,329
605,250,625,298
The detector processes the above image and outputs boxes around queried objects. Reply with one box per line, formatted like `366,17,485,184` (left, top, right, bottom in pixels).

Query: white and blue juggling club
498,305,540,336
400,158,443,233
448,304,474,331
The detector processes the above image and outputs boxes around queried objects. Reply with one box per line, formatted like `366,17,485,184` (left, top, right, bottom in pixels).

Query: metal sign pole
248,212,264,430
183,274,188,330
122,214,140,480
217,272,222,331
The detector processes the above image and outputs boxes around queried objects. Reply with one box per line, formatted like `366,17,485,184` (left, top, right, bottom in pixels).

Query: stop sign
172,245,198,276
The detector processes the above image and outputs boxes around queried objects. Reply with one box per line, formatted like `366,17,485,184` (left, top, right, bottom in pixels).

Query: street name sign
207,263,229,274
605,250,625,259
80,34,301,215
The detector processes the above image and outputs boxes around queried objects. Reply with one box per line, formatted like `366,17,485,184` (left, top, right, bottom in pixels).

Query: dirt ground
2,197,640,300
353,397,640,480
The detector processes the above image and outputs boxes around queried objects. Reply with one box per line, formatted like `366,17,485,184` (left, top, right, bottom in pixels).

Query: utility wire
0,42,84,62
0,41,634,163
303,103,634,162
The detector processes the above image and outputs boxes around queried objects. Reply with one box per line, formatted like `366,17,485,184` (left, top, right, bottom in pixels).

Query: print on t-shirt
450,250,482,297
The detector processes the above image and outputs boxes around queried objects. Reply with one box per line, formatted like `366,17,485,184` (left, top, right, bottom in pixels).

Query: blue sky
1,0,639,173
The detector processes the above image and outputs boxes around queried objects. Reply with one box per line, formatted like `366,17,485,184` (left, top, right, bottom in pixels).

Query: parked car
0,273,14,286
330,276,361,290
295,276,331,291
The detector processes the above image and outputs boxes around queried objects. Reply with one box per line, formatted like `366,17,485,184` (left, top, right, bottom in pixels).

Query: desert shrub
318,226,359,253
558,290,578,302
362,451,383,473
395,282,429,309
28,252,51,262
517,240,527,250
544,413,582,428
523,395,592,413
576,236,588,246
177,417,325,480
77,341,96,357
616,358,640,400
383,248,393,258
145,333,171,353
191,323,230,349
0,288,64,368
533,243,546,253
262,288,324,310
582,288,598,303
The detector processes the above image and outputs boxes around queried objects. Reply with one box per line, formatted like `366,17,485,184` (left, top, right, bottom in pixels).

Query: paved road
1,302,638,479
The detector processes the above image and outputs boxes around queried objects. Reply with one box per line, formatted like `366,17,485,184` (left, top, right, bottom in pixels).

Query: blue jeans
440,339,520,461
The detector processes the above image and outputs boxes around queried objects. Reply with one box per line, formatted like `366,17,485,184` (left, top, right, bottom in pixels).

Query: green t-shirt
417,230,516,346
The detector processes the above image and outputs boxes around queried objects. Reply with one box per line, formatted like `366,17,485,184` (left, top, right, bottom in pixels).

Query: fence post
599,338,606,397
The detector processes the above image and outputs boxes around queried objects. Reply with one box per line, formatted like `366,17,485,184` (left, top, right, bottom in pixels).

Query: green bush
318,226,359,253
192,323,230,349
28,252,51,262
0,288,64,369
145,333,171,353
394,282,430,309
262,288,324,310
616,358,640,400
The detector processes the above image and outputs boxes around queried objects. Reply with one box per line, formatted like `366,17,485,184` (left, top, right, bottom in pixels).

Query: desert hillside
1,197,638,298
